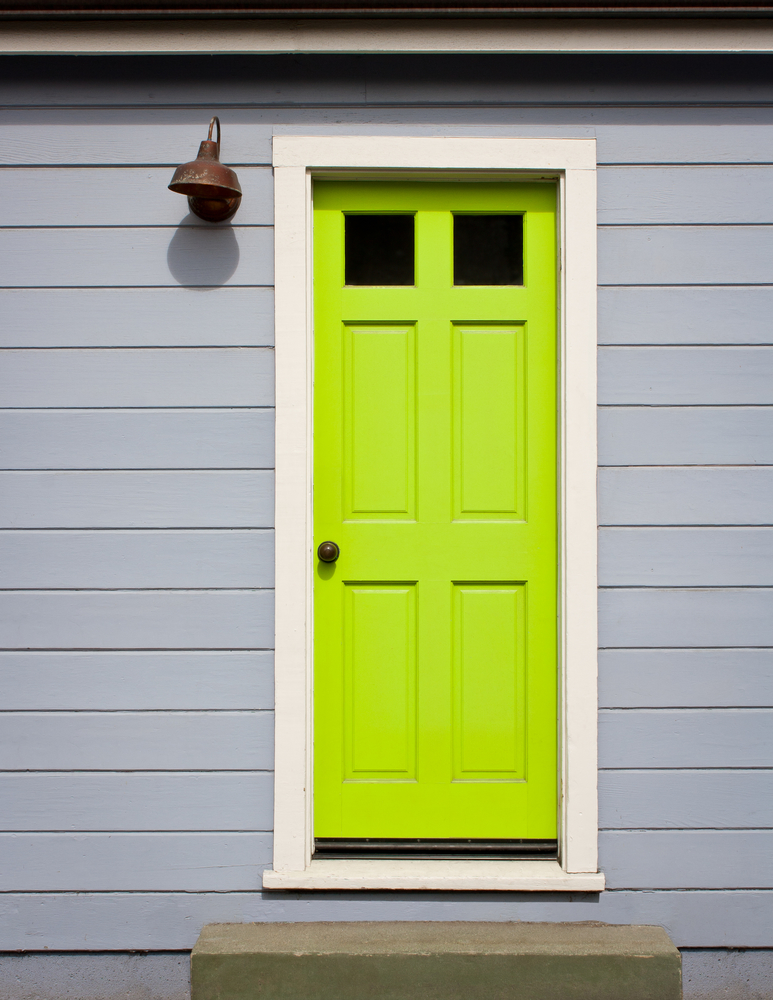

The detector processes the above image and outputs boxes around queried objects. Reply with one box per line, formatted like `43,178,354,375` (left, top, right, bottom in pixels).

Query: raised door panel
452,583,526,780
453,324,525,520
344,325,416,519
344,583,417,779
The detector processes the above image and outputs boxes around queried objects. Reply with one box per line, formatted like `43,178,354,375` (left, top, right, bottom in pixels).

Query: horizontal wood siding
599,528,773,586
3,54,773,951
599,831,773,889
0,119,276,165
0,410,275,470
0,471,274,527
0,833,272,891
600,589,773,647
0,288,274,347
600,226,773,285
599,286,773,345
0,590,274,649
1,349,274,407
0,773,274,831
599,710,773,768
599,649,773,708
0,227,273,287
0,888,768,950
598,770,773,829
1,87,279,949
0,118,772,166
0,651,274,710
1,166,273,228
0,531,274,587
0,713,273,770
599,347,773,405
599,467,773,525
597,166,773,225
599,407,773,466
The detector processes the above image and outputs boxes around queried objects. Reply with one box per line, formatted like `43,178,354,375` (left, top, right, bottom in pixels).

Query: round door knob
317,541,340,563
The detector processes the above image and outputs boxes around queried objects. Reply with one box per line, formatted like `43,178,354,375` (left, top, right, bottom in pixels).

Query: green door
313,181,557,843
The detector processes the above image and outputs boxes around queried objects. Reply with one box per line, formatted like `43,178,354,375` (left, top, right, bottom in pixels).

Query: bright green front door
313,181,557,842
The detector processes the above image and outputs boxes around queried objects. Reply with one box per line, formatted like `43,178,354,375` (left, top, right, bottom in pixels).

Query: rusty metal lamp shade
168,117,242,223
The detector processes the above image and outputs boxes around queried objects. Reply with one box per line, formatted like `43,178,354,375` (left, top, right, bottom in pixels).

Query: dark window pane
453,215,524,286
345,215,414,285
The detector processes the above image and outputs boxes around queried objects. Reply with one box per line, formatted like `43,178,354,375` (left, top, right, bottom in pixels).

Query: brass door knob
317,541,340,563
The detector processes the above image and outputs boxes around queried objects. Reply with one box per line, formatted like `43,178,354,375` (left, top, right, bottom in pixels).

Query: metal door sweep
313,838,558,860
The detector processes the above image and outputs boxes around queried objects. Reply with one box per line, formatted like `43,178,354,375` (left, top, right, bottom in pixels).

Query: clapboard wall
1,52,773,952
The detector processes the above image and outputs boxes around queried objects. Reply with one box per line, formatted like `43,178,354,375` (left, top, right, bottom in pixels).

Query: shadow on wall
167,216,240,287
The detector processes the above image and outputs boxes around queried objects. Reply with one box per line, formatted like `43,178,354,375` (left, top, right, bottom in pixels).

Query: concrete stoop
191,921,682,1000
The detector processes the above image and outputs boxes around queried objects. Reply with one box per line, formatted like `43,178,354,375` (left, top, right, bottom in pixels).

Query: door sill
262,859,605,892
313,838,558,860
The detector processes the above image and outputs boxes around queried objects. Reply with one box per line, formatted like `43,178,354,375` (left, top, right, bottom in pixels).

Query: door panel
345,583,417,780
452,582,526,780
345,324,416,519
453,324,525,519
313,181,557,841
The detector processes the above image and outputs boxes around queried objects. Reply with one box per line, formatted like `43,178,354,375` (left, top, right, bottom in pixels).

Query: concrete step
191,921,682,1000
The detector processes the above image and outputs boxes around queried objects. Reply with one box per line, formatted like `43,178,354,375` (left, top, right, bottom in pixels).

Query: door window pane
454,214,524,286
345,215,414,285
345,214,415,286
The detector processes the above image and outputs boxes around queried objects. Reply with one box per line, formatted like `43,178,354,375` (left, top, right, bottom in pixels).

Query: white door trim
266,135,602,892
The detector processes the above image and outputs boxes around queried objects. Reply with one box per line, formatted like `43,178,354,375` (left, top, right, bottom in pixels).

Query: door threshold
313,838,558,860
262,859,605,892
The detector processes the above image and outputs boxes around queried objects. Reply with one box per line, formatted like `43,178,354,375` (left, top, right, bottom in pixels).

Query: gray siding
1,66,278,942
0,531,274,587
599,648,773,707
599,467,773,525
0,228,272,286
0,651,274,710
2,52,772,953
0,471,274,527
1,348,274,406
0,890,771,951
0,713,273,770
599,286,773,345
0,773,274,831
1,287,274,347
0,410,275,468
1,166,273,227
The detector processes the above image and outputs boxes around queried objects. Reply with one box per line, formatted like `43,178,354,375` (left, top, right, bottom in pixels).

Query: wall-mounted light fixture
168,117,242,223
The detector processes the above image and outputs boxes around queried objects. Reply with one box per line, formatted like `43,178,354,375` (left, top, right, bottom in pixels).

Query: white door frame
265,135,602,892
